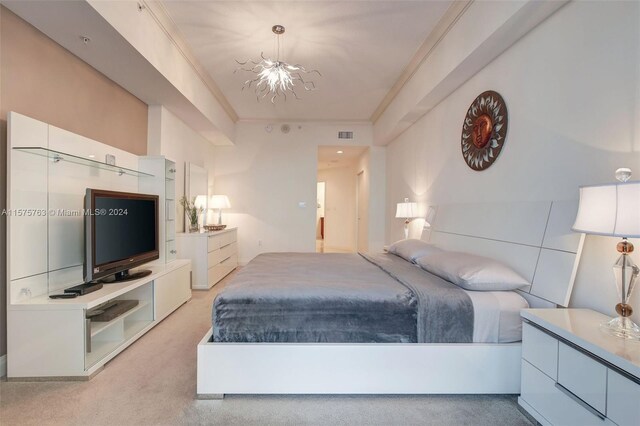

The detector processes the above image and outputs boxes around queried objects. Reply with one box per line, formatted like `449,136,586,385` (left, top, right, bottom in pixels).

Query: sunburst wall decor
461,91,508,171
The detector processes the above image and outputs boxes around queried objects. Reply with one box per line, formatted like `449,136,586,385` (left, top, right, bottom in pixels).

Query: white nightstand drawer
607,370,640,426
522,323,558,379
521,360,612,426
558,342,607,414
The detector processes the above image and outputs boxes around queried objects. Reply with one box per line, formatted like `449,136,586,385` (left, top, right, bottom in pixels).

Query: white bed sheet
464,290,529,343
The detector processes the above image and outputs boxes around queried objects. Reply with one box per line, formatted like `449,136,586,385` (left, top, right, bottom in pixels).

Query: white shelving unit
139,156,178,264
6,113,193,380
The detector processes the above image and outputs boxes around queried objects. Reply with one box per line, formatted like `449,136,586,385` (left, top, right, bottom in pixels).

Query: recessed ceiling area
161,1,453,121
318,145,367,170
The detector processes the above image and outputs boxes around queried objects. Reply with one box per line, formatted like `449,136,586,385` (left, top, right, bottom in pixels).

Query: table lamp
209,195,231,225
396,198,419,239
572,168,640,340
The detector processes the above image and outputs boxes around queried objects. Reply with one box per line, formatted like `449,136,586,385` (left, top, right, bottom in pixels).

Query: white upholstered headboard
424,201,584,308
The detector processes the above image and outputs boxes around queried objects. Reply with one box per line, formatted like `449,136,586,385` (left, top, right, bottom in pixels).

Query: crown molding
370,0,473,123
142,0,239,122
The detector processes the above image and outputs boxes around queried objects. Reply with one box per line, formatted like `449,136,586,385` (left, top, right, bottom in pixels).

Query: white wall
357,147,386,252
213,121,380,264
385,1,640,322
318,166,357,252
316,181,325,239
148,106,217,231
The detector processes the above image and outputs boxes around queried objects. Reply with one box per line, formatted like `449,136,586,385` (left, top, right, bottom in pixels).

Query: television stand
102,269,152,283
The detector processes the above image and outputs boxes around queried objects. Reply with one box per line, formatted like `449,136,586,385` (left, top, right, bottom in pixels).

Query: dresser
519,309,640,426
176,228,238,290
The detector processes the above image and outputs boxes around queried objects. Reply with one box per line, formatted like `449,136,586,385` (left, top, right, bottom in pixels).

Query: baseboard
0,354,6,378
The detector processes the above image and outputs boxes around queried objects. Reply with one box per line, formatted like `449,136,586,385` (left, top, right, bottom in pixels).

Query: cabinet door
155,264,191,320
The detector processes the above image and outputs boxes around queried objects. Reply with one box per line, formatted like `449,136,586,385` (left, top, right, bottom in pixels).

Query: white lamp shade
396,201,418,219
209,195,231,210
572,181,640,237
194,195,208,209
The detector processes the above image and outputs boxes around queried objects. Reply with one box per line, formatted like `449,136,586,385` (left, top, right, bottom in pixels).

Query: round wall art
460,90,508,171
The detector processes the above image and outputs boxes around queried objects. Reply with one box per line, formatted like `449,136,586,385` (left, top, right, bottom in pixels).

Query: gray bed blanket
212,252,473,343
360,253,474,343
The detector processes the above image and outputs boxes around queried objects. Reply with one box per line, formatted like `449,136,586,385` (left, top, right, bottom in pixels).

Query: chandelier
235,25,320,103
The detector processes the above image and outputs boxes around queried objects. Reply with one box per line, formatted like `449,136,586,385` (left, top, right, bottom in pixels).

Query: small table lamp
396,198,419,239
209,195,231,225
572,168,640,340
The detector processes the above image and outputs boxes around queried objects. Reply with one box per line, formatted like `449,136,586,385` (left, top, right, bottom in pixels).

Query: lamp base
600,316,640,340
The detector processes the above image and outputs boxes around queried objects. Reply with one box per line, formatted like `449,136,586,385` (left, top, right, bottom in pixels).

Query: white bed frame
196,200,584,398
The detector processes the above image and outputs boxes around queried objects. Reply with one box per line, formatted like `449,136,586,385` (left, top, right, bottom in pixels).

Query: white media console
6,112,192,379
8,261,190,379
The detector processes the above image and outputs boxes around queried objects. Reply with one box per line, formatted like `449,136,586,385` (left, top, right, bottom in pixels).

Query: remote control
49,293,79,299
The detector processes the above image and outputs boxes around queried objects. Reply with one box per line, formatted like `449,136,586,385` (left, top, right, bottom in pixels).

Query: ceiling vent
338,131,354,140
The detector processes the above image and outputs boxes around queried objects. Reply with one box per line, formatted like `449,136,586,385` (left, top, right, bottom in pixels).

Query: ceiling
317,145,367,170
161,1,452,121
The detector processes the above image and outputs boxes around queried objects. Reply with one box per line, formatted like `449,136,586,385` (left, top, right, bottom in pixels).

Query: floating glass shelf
13,147,154,178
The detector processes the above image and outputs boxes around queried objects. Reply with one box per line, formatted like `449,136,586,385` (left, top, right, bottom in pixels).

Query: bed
212,252,527,344
197,200,585,398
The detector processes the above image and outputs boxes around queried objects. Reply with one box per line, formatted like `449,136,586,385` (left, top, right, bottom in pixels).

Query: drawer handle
169,168,176,173
170,250,177,254
554,382,605,420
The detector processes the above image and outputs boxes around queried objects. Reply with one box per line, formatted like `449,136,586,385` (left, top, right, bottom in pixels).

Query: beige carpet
0,271,533,426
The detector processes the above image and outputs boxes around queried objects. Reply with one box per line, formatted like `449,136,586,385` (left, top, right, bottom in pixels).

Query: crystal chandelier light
235,25,320,103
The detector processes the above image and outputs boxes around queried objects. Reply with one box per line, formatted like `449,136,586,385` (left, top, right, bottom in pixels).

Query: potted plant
180,196,203,233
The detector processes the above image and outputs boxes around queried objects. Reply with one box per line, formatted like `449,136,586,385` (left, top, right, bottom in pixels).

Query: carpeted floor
0,271,533,426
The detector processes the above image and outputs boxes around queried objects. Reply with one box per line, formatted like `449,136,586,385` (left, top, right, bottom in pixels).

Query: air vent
338,131,354,140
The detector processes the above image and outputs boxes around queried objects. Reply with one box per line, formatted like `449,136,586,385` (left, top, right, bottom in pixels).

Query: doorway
316,146,368,253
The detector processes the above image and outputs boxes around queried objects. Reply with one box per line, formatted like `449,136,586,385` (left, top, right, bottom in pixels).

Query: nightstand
519,309,640,426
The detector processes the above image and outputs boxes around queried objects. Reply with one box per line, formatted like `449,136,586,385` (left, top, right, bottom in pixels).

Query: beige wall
0,7,149,358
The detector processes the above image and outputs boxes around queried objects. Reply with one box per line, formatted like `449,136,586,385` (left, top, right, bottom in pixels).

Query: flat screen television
84,189,159,283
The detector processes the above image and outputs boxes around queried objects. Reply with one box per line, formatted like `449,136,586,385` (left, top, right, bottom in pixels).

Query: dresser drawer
219,230,237,247
207,235,221,252
208,230,237,252
219,242,237,261
521,360,612,426
522,323,558,380
607,369,640,426
557,342,607,415
207,248,223,266
207,255,237,286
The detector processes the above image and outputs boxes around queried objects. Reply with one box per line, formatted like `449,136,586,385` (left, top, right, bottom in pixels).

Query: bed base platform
196,328,522,398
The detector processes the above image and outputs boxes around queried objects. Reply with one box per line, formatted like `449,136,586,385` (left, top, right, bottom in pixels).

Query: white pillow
415,251,529,291
388,239,442,263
